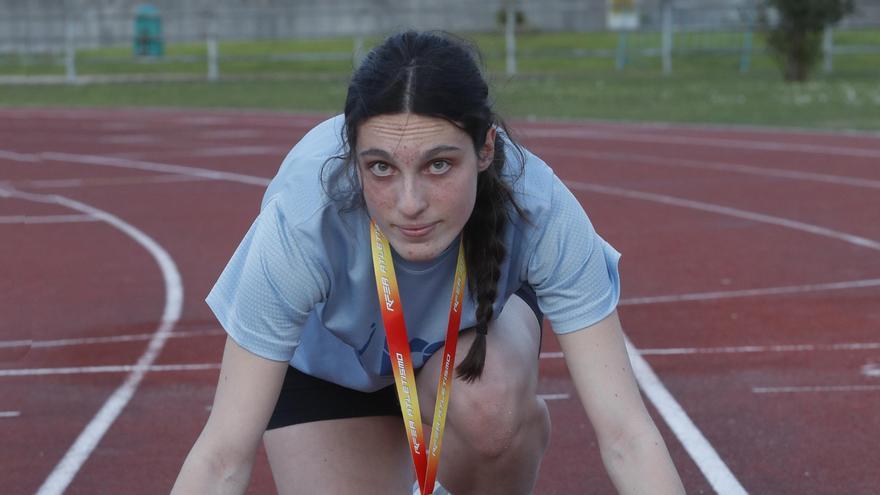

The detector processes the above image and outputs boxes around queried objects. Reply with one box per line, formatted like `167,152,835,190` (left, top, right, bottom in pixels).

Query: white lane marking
0,150,40,162
0,363,219,377
536,393,570,401
541,341,880,359
0,186,184,495
567,181,880,252
178,116,232,125
861,363,880,378
0,328,224,350
620,278,880,305
640,342,880,356
98,135,157,145
0,214,99,224
624,336,748,495
524,127,880,159
189,145,288,157
199,129,261,139
0,411,22,418
543,148,880,190
752,385,880,394
39,152,271,187
17,174,209,189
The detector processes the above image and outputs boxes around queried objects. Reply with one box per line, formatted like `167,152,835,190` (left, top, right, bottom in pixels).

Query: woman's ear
478,126,497,171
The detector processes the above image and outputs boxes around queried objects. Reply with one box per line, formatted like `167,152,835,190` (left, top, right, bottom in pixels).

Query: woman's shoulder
259,115,349,223
503,140,560,217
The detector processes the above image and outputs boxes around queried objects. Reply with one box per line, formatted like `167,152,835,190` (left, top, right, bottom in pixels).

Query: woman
172,31,685,494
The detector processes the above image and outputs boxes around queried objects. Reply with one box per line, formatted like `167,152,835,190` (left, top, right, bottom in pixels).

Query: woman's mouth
396,223,437,238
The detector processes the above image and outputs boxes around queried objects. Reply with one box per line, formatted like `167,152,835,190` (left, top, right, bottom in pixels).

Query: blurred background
1,0,879,130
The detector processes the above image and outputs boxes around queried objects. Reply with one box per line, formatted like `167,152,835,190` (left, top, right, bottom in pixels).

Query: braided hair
325,30,526,382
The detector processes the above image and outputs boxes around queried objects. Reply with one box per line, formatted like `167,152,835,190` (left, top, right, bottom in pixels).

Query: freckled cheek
362,181,395,219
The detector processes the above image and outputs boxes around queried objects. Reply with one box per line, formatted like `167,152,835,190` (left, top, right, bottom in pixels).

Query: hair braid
456,133,521,383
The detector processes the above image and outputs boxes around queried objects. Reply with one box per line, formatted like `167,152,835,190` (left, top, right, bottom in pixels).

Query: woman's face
356,113,495,261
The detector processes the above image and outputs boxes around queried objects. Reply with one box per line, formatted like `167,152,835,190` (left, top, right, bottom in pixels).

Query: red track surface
1,108,878,494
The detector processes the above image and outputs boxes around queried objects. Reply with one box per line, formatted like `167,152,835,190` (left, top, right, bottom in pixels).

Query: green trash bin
133,3,164,57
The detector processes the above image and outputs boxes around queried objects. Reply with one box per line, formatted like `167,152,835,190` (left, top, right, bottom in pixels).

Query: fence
1,1,879,83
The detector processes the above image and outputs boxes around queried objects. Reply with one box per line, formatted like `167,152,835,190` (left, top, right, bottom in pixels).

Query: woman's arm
171,336,289,494
557,311,685,494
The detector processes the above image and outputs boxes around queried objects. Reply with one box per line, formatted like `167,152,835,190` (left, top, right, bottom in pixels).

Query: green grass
2,30,879,130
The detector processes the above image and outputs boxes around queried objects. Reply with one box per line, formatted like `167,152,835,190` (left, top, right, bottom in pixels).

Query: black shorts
266,285,543,430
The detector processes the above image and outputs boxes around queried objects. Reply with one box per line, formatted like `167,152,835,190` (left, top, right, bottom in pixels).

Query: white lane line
524,127,880,159
0,363,219,377
0,328,224,350
0,411,22,418
0,214,99,224
752,385,880,394
567,181,880,252
198,129,261,139
0,186,184,495
624,336,748,495
189,145,289,157
642,342,880,356
0,150,40,162
543,148,880,190
0,149,270,187
536,393,570,401
861,363,880,378
620,278,880,305
0,151,270,187
17,174,209,189
541,341,880,359
98,134,158,145
40,152,271,187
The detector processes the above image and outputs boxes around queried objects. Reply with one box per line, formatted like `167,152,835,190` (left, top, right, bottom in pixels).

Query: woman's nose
397,177,428,218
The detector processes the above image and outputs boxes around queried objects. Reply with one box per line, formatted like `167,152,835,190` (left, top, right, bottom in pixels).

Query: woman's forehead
357,113,469,153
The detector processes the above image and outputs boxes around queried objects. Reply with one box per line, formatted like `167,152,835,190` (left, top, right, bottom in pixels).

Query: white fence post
505,5,517,76
661,0,673,75
823,26,834,74
65,18,77,84
207,37,219,81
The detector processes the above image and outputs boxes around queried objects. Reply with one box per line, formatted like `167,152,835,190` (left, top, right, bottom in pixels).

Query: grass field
2,30,880,131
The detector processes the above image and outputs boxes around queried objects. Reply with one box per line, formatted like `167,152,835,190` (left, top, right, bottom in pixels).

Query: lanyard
370,221,467,495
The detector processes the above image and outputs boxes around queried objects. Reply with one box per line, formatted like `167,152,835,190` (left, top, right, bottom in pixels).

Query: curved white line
620,278,880,306
543,148,880,190
524,127,880,159
567,181,880,251
0,186,184,495
40,152,271,187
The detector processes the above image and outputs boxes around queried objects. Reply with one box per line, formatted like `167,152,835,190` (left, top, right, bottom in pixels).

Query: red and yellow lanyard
370,221,466,495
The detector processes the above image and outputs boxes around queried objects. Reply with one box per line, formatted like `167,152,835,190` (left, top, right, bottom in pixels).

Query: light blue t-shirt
206,115,621,392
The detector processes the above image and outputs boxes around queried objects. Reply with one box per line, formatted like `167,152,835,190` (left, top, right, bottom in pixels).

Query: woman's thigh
263,416,412,495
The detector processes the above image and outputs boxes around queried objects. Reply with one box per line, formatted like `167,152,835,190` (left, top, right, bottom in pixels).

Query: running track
1,108,878,494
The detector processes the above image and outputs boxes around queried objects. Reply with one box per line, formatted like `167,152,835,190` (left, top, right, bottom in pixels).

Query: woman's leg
416,294,551,495
263,416,412,494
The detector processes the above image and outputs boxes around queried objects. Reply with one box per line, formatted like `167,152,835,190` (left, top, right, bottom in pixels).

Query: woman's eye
428,160,451,174
368,162,393,177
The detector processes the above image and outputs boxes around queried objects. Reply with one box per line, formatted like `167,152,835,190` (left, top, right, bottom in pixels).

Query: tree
761,0,856,82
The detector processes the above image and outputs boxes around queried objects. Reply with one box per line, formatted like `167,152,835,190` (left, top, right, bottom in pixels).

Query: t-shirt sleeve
525,176,622,334
205,198,328,361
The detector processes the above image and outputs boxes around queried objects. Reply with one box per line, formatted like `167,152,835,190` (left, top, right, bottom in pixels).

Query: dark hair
325,30,525,382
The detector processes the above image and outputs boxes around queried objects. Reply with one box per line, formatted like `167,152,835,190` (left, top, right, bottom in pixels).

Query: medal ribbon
370,221,467,495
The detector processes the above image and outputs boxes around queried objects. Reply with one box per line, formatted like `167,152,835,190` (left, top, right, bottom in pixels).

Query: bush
761,0,855,81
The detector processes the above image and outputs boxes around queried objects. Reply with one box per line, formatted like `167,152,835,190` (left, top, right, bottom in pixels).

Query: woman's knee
448,376,549,460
